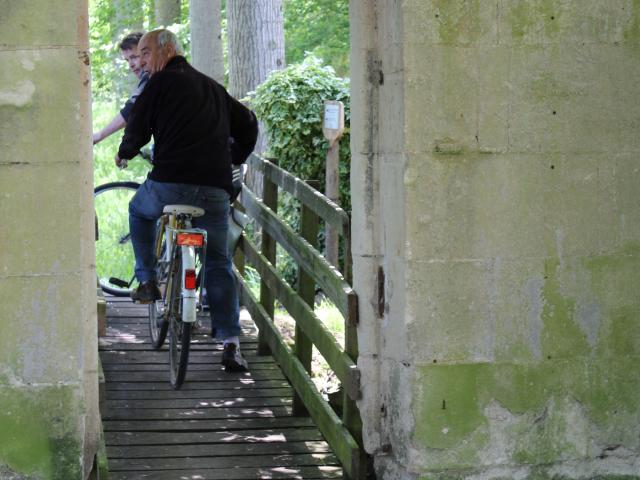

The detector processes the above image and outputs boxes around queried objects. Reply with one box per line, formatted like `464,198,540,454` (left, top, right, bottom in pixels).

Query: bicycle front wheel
94,182,139,296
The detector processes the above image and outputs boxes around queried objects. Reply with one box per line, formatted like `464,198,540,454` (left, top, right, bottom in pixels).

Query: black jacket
118,56,258,194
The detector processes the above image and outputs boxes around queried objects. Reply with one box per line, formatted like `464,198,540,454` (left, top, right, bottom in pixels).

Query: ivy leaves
252,55,350,211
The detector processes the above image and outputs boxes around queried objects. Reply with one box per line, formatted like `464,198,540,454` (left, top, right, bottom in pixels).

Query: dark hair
119,32,144,51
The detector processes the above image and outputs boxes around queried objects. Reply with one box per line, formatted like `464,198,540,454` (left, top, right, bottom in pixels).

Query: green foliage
251,55,350,211
89,0,118,101
89,0,190,102
284,0,350,76
92,101,151,289
92,102,150,186
251,55,350,284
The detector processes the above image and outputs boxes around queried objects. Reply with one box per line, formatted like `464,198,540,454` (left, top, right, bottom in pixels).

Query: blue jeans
129,179,241,339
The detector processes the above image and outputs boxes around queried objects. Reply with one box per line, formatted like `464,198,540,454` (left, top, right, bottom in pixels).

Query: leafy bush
251,55,351,212
250,55,350,285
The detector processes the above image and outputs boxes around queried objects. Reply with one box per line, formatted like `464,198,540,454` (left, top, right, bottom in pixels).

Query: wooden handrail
236,273,363,480
248,154,350,237
239,235,360,401
242,185,358,325
235,155,366,478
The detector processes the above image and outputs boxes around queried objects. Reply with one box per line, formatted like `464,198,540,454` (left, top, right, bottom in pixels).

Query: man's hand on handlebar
115,154,128,169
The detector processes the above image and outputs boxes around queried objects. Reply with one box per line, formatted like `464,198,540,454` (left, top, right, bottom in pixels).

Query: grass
92,99,151,187
272,295,345,397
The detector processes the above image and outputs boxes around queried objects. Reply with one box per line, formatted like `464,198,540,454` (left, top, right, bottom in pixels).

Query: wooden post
343,292,365,476
293,180,320,415
97,290,107,338
258,168,278,355
322,101,344,267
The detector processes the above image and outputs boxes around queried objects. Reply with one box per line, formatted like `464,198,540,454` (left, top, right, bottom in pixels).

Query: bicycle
94,159,249,388
94,181,207,388
149,204,207,389
94,160,247,297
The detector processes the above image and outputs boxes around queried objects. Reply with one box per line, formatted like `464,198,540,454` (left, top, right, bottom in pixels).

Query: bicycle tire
149,297,169,350
94,181,140,296
169,253,191,389
149,224,169,349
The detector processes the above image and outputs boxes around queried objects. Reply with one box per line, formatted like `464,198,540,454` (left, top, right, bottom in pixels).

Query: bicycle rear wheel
149,297,169,350
94,182,139,296
169,254,191,389
149,232,169,349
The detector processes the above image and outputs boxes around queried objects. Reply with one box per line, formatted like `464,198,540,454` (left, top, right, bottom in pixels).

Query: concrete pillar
351,1,640,478
0,1,99,478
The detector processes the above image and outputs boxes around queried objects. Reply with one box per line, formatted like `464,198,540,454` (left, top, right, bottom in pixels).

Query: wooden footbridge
98,155,366,479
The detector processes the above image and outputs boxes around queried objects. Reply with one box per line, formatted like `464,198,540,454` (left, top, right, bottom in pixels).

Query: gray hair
157,29,184,55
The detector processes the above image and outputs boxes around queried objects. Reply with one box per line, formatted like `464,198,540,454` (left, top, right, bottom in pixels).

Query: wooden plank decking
99,297,343,479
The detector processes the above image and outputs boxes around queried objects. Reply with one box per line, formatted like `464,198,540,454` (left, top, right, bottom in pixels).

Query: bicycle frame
156,212,207,323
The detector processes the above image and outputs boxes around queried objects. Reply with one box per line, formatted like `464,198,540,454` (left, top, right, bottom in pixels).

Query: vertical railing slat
293,180,320,415
258,167,278,355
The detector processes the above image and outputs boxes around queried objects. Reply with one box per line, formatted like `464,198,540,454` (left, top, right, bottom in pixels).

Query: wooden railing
234,154,366,479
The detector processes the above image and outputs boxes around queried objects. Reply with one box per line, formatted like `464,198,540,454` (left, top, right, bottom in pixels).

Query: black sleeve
117,76,156,160
228,94,259,165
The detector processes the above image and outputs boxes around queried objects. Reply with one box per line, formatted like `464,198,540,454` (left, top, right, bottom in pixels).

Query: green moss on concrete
418,469,640,480
0,385,84,479
541,259,591,359
508,0,560,41
432,0,481,45
623,0,640,41
415,364,488,450
413,244,640,471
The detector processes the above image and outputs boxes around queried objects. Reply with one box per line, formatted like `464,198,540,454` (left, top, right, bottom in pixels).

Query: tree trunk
227,0,284,100
113,0,144,36
228,0,284,159
112,0,145,100
155,0,181,26
189,0,224,83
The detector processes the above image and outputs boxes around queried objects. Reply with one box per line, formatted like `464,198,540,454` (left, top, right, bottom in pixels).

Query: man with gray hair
116,29,259,372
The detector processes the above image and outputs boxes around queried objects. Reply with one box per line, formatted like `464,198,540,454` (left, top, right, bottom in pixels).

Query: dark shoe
222,343,248,372
130,281,161,304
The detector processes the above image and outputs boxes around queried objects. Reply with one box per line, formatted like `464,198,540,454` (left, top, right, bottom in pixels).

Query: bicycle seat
163,204,205,217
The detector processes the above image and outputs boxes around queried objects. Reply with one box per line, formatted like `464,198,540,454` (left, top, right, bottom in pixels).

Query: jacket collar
165,55,188,70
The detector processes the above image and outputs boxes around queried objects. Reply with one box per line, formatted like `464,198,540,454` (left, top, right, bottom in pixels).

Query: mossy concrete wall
350,1,640,478
0,1,99,479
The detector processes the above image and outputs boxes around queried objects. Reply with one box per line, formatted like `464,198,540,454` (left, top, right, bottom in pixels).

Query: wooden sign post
322,100,344,267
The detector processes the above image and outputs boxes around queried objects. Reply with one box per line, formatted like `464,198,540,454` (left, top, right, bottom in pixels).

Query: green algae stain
414,364,489,449
413,243,640,470
433,0,481,45
583,244,640,358
541,259,591,359
0,386,83,480
419,472,640,480
508,0,560,41
0,398,52,478
623,0,640,41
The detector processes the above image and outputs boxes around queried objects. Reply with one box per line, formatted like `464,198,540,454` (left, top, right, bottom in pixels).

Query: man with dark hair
119,31,143,51
93,32,149,144
116,29,259,372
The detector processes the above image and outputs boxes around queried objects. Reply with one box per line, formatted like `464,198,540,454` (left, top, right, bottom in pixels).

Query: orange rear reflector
176,233,204,246
184,269,197,290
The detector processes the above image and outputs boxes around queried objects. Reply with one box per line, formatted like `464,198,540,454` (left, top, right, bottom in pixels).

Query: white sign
322,100,344,145
324,103,341,130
